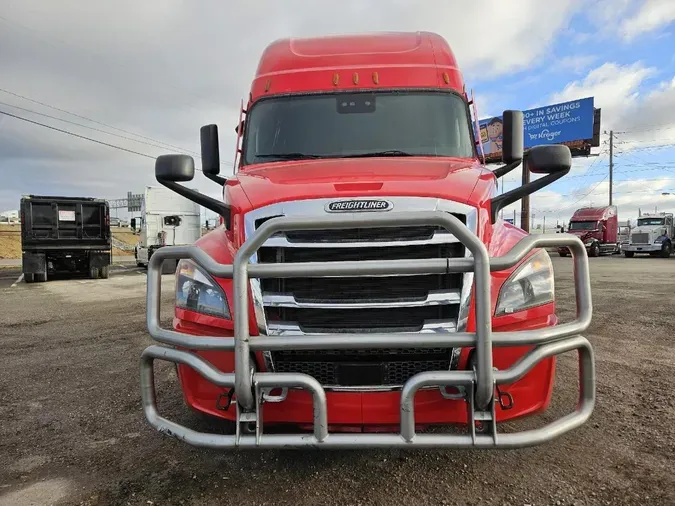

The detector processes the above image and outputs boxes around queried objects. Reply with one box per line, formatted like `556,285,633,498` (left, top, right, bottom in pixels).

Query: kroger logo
528,129,562,142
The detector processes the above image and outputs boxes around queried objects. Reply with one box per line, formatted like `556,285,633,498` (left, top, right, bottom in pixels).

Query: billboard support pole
521,153,530,233
608,130,614,206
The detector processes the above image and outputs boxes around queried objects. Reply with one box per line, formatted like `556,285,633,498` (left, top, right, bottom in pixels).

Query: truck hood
234,158,491,210
567,229,598,241
632,226,665,235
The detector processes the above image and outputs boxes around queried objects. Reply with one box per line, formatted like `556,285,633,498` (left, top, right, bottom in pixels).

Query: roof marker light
443,72,450,84
372,72,379,84
352,72,359,85
333,73,339,86
264,79,271,92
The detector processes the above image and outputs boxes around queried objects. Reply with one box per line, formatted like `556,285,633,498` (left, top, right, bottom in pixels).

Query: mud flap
22,251,46,276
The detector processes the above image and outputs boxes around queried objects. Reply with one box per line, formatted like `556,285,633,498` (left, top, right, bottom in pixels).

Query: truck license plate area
337,363,385,386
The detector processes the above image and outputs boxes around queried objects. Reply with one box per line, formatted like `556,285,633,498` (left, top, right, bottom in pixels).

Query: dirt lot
0,256,674,506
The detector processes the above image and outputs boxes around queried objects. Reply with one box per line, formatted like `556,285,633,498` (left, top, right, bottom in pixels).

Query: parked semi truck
139,32,595,450
557,206,619,257
623,212,674,257
20,195,111,282
132,185,201,272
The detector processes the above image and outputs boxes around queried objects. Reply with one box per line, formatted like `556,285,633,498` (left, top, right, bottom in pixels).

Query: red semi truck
558,206,620,257
140,32,595,449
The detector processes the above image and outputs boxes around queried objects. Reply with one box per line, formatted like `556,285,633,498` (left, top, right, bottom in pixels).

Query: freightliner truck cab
139,32,595,450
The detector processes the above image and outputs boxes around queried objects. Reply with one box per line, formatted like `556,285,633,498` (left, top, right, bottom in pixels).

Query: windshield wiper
340,150,415,158
256,153,327,160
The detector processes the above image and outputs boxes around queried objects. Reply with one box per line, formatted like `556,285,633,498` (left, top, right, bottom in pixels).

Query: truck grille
273,348,452,387
249,208,469,388
631,233,649,244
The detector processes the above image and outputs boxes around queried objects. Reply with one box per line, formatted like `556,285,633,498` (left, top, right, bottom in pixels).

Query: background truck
557,205,619,257
623,212,673,257
20,195,111,282
132,185,201,272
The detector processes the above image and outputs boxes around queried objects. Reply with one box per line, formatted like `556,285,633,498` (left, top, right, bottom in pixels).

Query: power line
0,87,195,153
0,108,163,161
615,126,675,135
0,87,235,168
0,99,200,156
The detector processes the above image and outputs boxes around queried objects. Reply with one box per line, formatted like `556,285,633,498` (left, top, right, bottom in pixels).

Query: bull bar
140,211,595,449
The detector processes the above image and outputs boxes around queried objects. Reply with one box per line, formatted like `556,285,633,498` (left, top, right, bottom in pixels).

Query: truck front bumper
141,212,595,449
623,244,660,252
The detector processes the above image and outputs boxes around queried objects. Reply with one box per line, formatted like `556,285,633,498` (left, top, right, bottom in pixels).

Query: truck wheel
24,273,35,283
590,243,600,257
99,265,110,279
35,272,47,283
662,242,672,258
624,251,634,258
88,266,99,279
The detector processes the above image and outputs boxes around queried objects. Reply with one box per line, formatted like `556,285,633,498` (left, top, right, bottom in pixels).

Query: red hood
232,157,493,210
568,229,598,239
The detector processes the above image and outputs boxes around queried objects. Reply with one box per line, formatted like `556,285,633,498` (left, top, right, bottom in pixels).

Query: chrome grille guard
141,211,595,449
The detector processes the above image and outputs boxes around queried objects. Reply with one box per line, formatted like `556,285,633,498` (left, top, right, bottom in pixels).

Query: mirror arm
492,159,522,179
204,173,227,186
490,169,569,224
156,177,232,230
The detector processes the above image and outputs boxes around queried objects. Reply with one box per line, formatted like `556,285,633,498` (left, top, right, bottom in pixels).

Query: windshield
637,218,665,226
569,221,598,231
242,91,475,164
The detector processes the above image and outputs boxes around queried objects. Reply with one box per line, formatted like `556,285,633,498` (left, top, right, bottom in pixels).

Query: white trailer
133,186,201,271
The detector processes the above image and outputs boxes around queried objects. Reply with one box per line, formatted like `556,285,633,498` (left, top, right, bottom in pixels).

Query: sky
1,0,675,228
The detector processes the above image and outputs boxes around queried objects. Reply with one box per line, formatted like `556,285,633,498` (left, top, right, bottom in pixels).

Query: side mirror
155,152,231,229
200,124,227,186
155,154,195,182
130,218,136,231
528,145,572,174
502,110,524,164
490,144,571,224
492,110,523,178
200,124,220,175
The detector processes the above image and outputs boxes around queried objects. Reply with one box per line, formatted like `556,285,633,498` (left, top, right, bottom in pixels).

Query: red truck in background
139,32,595,450
558,206,620,257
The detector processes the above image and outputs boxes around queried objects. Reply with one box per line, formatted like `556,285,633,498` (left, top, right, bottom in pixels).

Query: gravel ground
0,256,674,506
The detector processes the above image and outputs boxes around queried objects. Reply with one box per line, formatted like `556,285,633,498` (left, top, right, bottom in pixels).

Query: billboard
478,97,596,161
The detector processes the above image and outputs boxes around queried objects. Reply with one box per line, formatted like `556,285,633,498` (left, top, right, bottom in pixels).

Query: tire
590,243,600,257
99,265,110,279
35,272,47,283
24,273,35,284
624,251,634,258
661,242,672,258
88,266,99,279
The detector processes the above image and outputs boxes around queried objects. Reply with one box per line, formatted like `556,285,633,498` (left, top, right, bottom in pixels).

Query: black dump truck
20,195,112,282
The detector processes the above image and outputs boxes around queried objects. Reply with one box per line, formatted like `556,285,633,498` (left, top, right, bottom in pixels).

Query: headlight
495,249,554,316
175,259,231,319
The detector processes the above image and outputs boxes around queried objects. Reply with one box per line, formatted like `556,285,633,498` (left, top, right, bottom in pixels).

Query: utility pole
609,130,614,206
521,154,530,232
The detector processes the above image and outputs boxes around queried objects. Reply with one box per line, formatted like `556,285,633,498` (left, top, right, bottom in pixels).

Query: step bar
141,211,595,449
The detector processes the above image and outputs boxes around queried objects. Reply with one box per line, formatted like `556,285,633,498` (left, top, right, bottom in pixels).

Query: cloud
552,55,598,74
620,0,675,40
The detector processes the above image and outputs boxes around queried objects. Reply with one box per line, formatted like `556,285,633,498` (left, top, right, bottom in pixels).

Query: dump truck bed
20,195,111,251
